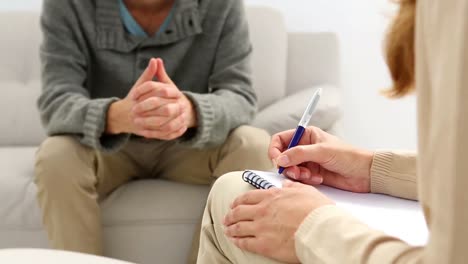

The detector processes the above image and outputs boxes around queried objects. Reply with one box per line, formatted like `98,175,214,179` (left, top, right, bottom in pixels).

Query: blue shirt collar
119,0,175,38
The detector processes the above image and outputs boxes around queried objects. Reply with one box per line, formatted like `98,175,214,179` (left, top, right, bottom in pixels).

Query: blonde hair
384,0,416,98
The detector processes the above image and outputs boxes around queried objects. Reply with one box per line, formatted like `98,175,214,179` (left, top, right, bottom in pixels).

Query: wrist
359,149,374,192
183,95,198,128
361,149,375,179
106,100,131,134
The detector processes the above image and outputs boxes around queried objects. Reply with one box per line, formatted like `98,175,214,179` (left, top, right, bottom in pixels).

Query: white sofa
0,6,341,264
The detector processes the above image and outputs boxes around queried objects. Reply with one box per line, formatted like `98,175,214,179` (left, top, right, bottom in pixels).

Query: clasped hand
107,58,196,140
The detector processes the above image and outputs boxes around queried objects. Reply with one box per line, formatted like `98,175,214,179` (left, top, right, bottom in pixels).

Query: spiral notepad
242,170,287,189
241,170,428,246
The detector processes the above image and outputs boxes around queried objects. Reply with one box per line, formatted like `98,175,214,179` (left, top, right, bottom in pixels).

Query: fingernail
300,172,308,180
286,171,296,179
277,155,290,166
311,176,323,184
272,159,277,168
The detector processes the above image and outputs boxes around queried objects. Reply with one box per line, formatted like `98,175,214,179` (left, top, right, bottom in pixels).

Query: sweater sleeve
295,1,468,263
180,0,257,148
370,151,418,201
38,0,129,152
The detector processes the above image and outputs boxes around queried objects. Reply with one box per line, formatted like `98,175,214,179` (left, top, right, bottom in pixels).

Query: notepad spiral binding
242,171,275,189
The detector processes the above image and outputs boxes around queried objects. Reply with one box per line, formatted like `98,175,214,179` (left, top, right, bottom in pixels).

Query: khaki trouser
197,172,283,264
34,126,272,262
197,172,279,264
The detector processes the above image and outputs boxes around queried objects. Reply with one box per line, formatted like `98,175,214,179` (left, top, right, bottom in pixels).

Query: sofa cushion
0,147,210,263
101,180,209,263
252,84,342,135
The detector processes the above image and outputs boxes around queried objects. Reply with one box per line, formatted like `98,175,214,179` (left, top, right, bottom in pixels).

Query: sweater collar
95,0,203,52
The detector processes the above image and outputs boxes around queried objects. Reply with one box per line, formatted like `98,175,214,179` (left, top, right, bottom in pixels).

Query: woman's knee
209,172,256,217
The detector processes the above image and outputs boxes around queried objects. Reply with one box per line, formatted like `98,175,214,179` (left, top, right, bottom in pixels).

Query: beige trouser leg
156,126,273,263
34,136,158,255
197,172,284,264
35,126,271,259
157,126,273,184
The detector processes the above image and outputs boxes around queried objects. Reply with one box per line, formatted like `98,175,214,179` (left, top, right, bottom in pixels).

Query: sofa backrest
286,32,340,95
0,6,339,146
0,12,45,146
246,7,288,110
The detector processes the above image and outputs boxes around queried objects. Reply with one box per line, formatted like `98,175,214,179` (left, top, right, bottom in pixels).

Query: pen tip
317,87,323,96
278,167,284,174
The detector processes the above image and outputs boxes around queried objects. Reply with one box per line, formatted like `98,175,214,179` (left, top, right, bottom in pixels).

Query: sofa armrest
252,84,342,135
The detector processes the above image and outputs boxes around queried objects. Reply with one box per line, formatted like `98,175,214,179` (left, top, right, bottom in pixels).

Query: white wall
246,0,417,150
1,0,417,150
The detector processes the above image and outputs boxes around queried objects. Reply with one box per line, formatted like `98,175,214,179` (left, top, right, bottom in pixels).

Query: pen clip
298,88,322,127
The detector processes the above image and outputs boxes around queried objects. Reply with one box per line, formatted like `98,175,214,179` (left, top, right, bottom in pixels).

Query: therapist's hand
269,126,374,193
224,181,334,263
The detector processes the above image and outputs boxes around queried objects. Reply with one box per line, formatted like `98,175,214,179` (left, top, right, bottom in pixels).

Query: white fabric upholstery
0,6,341,264
0,12,44,146
0,147,209,263
0,12,41,83
247,7,288,110
0,81,45,145
286,32,341,95
253,84,342,135
0,249,134,264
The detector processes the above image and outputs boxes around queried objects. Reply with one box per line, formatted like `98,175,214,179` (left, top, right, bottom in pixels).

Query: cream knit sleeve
294,1,468,263
370,151,418,201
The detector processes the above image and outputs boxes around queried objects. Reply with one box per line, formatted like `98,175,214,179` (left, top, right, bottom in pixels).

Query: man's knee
35,136,94,189
222,126,272,171
227,126,271,153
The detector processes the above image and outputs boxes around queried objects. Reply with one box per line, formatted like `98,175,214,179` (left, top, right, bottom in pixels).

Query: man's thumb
133,58,157,88
276,144,330,167
156,58,174,85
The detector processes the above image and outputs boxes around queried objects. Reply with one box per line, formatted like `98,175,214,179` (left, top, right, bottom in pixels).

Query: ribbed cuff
81,98,129,152
370,151,394,195
180,92,216,148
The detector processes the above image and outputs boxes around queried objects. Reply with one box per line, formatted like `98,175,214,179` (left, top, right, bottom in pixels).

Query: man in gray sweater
34,0,272,259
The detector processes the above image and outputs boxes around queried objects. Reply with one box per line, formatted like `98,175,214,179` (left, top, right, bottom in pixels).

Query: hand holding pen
277,88,322,174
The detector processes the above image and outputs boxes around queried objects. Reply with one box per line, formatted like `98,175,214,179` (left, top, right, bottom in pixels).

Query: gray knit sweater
38,0,256,152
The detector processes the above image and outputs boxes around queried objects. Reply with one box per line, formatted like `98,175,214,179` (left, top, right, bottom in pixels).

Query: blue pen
278,88,322,174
